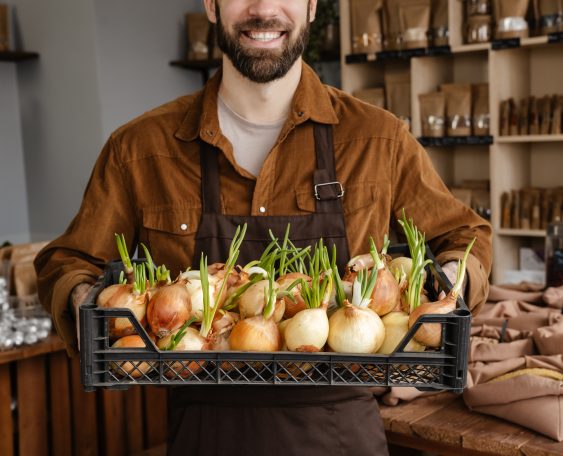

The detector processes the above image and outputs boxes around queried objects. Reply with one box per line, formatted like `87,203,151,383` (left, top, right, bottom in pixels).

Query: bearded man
35,1,492,454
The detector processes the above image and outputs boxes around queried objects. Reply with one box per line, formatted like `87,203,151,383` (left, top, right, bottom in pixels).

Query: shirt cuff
51,270,98,357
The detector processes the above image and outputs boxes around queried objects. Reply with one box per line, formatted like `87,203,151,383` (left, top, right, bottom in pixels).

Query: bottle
545,219,563,287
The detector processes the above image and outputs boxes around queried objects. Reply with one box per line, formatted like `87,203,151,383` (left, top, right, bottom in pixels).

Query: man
35,0,492,454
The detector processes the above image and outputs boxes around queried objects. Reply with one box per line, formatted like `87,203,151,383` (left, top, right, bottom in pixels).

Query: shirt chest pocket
295,183,378,215
141,205,201,273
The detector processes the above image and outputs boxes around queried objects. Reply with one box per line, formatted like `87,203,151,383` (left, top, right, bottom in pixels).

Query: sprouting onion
398,210,433,313
141,243,155,289
165,316,198,351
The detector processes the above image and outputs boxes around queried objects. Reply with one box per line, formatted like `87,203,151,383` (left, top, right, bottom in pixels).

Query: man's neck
218,57,303,124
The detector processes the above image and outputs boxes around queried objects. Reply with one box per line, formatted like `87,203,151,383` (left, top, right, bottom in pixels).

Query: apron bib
167,124,388,456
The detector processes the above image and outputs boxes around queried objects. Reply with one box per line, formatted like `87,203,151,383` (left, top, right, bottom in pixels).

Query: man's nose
247,0,282,19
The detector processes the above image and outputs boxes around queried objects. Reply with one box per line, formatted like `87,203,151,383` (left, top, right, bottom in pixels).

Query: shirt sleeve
390,122,493,315
34,136,138,356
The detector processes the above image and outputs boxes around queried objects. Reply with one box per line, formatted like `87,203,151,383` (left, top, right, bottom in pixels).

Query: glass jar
545,220,563,287
466,15,492,44
466,0,492,17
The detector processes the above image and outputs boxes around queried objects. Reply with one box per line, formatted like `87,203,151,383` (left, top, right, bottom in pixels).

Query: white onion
328,304,385,353
377,311,425,354
228,316,281,352
284,308,329,352
238,280,283,321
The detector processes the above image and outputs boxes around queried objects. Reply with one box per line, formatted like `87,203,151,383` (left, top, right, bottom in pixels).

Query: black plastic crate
79,244,471,392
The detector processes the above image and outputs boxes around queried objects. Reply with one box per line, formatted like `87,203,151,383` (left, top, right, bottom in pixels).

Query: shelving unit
0,51,39,62
339,0,563,284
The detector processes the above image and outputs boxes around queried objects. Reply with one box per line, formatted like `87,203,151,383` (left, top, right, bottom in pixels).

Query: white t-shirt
218,95,285,177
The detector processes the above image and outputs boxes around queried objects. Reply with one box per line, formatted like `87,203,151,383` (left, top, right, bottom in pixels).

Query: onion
111,335,155,378
328,302,385,353
228,316,281,352
157,325,206,378
342,253,375,282
377,311,425,354
184,276,218,322
369,267,401,317
389,257,413,278
207,311,240,351
277,272,310,318
284,308,329,352
238,280,284,322
98,284,148,339
147,280,191,338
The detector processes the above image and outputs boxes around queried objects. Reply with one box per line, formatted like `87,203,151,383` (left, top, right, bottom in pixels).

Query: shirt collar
174,61,339,143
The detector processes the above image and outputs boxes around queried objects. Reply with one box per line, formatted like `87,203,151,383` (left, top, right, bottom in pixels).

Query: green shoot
118,271,127,285
331,245,347,308
451,238,476,297
297,239,333,309
115,233,133,282
351,241,379,308
132,263,147,296
156,265,171,285
165,316,198,351
140,243,155,288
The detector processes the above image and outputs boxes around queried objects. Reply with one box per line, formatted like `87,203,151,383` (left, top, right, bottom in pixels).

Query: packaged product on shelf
185,13,210,60
383,0,403,50
501,192,511,228
552,95,562,134
511,189,521,229
419,91,446,137
509,98,519,136
0,4,8,51
500,187,563,229
529,96,540,134
441,83,472,136
518,97,530,135
385,64,411,129
540,94,553,135
431,0,449,46
398,0,431,49
499,99,510,135
472,83,490,136
534,0,563,35
353,87,386,108
466,0,492,16
493,0,531,40
350,0,384,54
466,15,493,43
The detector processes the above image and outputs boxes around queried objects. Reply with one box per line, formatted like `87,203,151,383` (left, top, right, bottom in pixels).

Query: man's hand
71,283,94,349
440,261,467,298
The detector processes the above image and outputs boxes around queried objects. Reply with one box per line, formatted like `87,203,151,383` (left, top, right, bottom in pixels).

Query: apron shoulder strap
199,142,222,214
314,124,345,214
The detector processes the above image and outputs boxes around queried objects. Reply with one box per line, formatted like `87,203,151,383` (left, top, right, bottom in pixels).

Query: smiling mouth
243,31,286,42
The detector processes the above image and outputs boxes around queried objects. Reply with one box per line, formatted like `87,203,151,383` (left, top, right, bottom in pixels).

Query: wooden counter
380,392,563,456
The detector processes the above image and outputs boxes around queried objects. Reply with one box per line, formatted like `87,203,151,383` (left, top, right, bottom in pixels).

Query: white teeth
247,31,282,41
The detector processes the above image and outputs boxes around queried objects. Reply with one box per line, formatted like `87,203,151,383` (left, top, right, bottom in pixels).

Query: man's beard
215,3,310,83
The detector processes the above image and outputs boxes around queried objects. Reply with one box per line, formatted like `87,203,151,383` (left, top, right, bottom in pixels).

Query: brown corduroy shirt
35,63,492,356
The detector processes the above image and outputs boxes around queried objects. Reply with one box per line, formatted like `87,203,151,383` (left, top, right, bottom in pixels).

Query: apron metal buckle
314,182,345,201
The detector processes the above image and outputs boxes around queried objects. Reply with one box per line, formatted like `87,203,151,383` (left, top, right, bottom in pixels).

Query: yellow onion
147,280,191,338
238,280,285,322
284,308,329,352
97,284,148,339
389,257,413,278
277,272,310,318
328,302,385,353
157,326,206,378
377,311,425,354
408,298,455,348
184,276,219,322
369,267,401,317
228,316,281,352
111,335,155,378
278,319,291,350
207,311,240,351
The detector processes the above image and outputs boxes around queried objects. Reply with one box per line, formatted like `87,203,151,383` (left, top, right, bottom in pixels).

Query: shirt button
259,207,266,214
298,111,304,117
180,223,188,231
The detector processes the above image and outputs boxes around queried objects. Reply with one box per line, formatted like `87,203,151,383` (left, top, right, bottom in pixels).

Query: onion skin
369,268,401,317
377,312,425,354
111,335,155,378
408,295,456,348
98,284,148,339
328,303,385,353
277,273,310,318
147,281,191,338
228,316,281,352
208,311,240,351
238,280,285,322
284,308,329,352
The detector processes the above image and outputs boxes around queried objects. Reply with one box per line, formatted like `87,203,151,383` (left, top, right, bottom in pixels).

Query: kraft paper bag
464,355,563,441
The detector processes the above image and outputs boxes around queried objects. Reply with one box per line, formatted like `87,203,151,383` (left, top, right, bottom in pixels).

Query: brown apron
167,124,389,456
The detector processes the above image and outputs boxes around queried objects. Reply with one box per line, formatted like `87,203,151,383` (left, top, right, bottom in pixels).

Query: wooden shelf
0,51,40,62
492,33,563,51
497,135,563,143
496,228,546,238
170,58,222,84
0,333,65,366
450,43,490,54
418,136,493,147
345,45,451,64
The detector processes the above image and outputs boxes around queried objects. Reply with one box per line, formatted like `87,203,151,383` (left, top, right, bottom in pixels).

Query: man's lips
242,30,287,42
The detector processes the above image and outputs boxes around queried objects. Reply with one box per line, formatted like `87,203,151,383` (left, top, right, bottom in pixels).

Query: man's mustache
234,18,293,33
